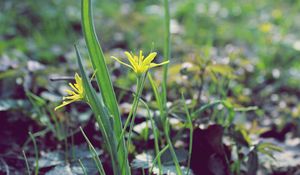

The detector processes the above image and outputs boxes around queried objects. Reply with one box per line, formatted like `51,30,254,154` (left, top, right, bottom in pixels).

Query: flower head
259,22,272,33
112,50,169,75
55,73,85,111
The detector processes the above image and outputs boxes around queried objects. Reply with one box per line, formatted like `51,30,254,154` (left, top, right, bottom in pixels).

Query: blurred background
1,0,300,174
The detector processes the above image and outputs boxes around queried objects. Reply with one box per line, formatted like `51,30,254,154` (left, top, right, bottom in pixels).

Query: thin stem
79,159,88,175
162,0,170,107
161,3,181,172
163,122,182,175
118,71,149,149
29,132,39,175
80,127,106,175
127,73,148,148
140,99,162,174
22,150,31,175
149,144,170,174
181,93,194,175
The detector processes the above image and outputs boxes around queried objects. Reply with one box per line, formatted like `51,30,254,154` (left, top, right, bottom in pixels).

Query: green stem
127,74,147,147
163,122,182,175
182,93,193,175
80,127,106,175
162,0,170,107
78,159,88,175
22,150,31,175
29,132,39,175
161,4,181,172
118,74,146,150
149,144,170,174
140,99,162,174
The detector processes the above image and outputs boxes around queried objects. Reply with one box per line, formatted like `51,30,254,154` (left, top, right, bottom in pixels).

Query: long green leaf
191,100,224,119
81,0,120,126
75,45,121,175
81,1,130,174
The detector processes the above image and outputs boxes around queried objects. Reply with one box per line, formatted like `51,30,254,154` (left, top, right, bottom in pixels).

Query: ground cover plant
1,0,300,174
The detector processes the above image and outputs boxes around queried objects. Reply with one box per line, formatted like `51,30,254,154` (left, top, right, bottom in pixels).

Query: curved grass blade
191,100,224,119
22,150,31,175
29,132,39,175
149,144,170,174
78,159,88,175
80,127,105,175
181,93,193,175
139,98,162,174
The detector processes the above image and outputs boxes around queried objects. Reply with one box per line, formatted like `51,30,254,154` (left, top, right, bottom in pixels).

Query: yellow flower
259,23,272,33
55,73,85,111
112,50,169,75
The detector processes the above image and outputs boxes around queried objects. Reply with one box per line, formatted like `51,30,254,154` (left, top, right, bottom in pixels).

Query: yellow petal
54,99,76,111
65,89,76,95
69,83,79,93
139,50,144,61
63,95,79,100
75,73,81,84
142,52,157,66
125,52,138,71
111,56,134,70
149,60,170,68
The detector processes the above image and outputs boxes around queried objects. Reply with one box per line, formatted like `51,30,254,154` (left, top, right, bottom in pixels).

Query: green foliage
1,0,300,174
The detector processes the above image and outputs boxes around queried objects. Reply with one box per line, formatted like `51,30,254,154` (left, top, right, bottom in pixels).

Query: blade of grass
78,159,88,175
191,100,224,119
22,150,31,175
29,132,39,175
80,127,106,175
81,0,119,120
148,74,182,175
149,144,170,174
161,1,181,171
139,99,162,175
163,123,182,175
162,0,170,107
181,93,193,175
148,74,163,113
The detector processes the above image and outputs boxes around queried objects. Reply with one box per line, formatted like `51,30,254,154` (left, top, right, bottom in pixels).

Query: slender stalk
149,74,175,175
149,144,170,174
29,132,39,175
118,73,146,149
22,150,31,175
80,127,106,175
163,122,183,175
64,129,69,162
140,99,162,174
127,74,148,148
182,93,194,175
79,159,88,175
161,1,182,172
162,0,171,108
